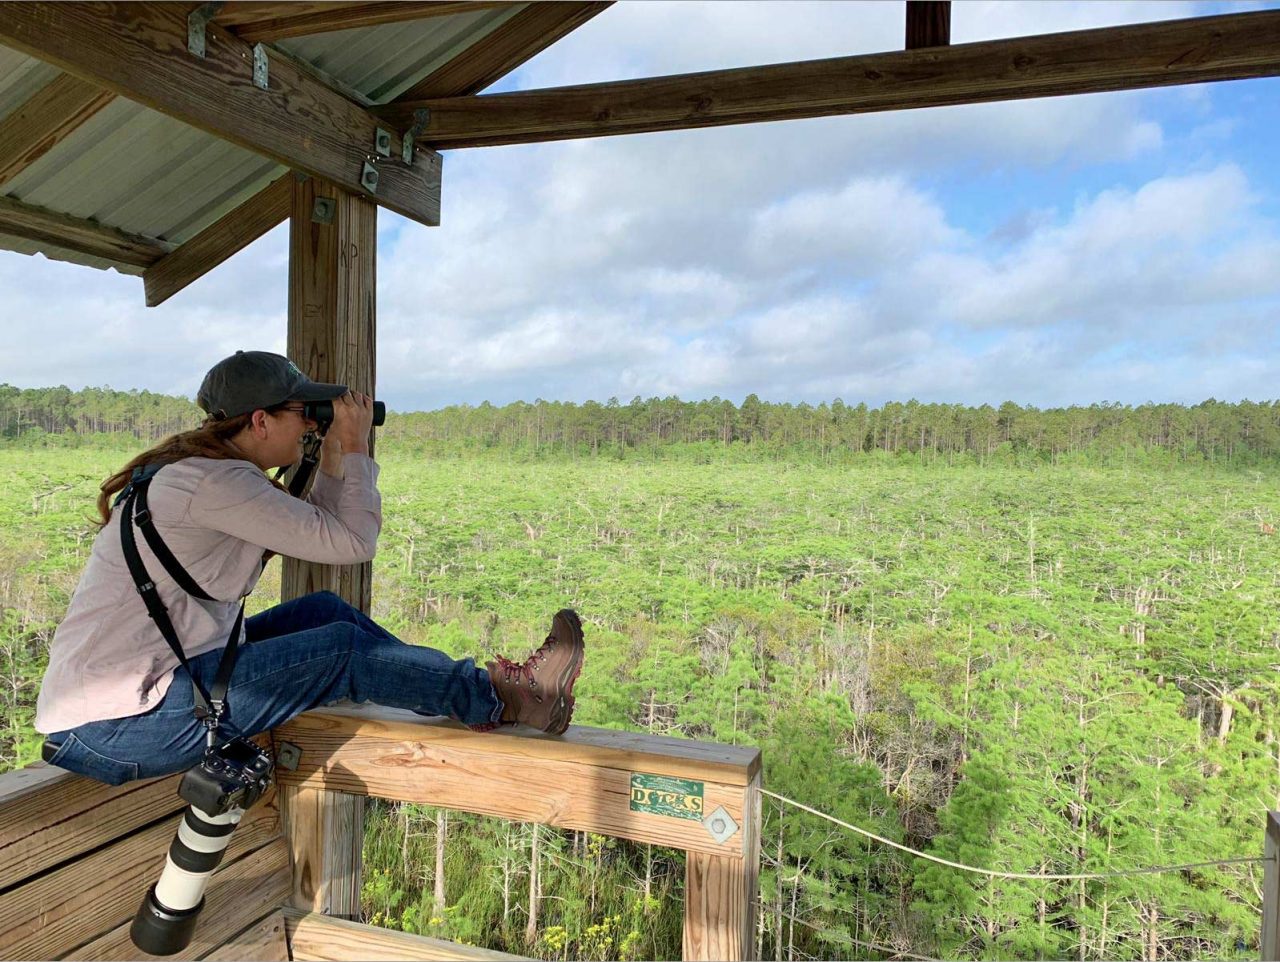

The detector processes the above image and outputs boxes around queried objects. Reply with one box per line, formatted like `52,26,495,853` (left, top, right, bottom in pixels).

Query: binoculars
302,398,385,429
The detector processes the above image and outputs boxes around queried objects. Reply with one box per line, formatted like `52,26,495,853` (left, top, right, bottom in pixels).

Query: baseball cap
197,350,347,420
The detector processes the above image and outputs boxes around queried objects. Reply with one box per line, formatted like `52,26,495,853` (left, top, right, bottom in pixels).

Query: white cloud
1,2,1277,410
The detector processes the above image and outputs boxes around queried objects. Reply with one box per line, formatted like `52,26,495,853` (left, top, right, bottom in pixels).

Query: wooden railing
273,705,762,961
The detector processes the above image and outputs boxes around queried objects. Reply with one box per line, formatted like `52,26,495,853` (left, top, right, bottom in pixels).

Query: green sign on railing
630,773,705,821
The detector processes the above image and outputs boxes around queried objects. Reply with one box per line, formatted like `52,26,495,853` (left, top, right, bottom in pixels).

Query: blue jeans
44,591,504,785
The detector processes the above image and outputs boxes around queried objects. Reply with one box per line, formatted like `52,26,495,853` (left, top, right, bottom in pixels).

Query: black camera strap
117,465,244,739
273,431,324,498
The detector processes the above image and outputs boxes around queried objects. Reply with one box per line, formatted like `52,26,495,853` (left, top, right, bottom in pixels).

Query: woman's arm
188,458,381,565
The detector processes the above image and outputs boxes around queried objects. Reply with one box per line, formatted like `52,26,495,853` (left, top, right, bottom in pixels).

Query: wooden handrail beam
372,10,1280,148
274,705,761,859
284,907,532,960
0,3,442,227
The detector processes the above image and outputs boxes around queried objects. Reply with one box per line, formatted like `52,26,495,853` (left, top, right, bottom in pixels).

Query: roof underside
2,3,1277,296
0,3,527,273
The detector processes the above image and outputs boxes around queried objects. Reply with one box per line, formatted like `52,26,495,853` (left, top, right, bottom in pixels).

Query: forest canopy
2,384,1278,464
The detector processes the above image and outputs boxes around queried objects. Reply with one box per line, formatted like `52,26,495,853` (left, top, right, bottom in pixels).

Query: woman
35,350,584,786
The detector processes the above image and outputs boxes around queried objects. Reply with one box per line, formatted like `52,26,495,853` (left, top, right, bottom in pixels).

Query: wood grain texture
283,704,760,783
374,10,1280,147
1264,811,1280,962
203,909,290,962
741,771,762,960
273,707,760,858
224,2,516,43
0,793,280,960
280,177,374,922
0,72,114,185
397,1,611,99
135,0,604,302
143,172,292,306
284,907,531,961
0,193,171,267
683,853,749,961
905,0,951,50
0,765,184,890
63,842,292,961
0,3,441,226
282,176,376,614
279,784,365,918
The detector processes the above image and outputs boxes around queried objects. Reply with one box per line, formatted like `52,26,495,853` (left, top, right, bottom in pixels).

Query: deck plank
0,791,279,959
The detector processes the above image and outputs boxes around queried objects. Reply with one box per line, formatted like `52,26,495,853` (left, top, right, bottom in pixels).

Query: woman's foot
486,609,585,735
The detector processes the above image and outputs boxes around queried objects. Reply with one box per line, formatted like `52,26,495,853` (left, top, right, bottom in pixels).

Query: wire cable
760,789,1268,882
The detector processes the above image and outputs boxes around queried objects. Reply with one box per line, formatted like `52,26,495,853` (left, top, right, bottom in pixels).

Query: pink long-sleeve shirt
35,453,381,733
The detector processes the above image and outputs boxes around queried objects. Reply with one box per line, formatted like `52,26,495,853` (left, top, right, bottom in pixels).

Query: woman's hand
319,391,373,476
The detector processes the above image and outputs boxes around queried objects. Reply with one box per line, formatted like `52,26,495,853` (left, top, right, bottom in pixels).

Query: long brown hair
97,411,279,525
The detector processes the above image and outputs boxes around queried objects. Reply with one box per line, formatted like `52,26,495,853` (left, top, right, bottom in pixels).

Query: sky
1,0,1278,412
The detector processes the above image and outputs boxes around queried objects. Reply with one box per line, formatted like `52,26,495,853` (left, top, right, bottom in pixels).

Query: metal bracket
360,160,379,194
275,741,302,772
311,197,335,224
187,2,223,58
702,805,740,845
252,44,270,89
374,128,392,158
402,108,430,165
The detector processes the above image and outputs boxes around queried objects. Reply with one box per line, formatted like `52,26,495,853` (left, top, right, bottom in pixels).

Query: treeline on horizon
3,382,1280,463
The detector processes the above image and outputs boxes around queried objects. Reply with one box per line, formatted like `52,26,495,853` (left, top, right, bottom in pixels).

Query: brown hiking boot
486,609,585,735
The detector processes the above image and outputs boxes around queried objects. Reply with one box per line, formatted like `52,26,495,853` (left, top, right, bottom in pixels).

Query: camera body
179,736,273,816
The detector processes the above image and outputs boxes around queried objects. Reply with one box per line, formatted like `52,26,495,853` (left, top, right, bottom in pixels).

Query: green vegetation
1,391,1277,960
4,383,1279,464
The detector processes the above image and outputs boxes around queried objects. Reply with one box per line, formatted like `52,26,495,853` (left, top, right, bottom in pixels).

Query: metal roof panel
0,3,533,271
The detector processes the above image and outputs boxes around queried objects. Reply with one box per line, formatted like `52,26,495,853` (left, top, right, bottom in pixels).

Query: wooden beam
0,73,114,186
273,705,762,859
398,1,612,100
906,0,950,50
372,10,1280,148
0,3,442,227
219,1,518,44
0,193,171,268
279,784,364,919
141,0,606,305
284,907,531,961
143,171,292,307
282,176,377,610
683,770,760,961
279,179,376,923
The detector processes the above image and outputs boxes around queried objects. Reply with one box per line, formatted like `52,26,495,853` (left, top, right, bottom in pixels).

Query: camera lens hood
130,883,205,956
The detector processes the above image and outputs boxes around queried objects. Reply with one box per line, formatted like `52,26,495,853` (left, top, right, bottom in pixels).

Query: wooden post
279,784,364,919
1264,811,1280,961
279,173,376,918
282,173,377,610
683,771,760,961
905,0,950,49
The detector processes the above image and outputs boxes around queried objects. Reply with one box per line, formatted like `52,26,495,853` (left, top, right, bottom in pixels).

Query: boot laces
495,645,551,690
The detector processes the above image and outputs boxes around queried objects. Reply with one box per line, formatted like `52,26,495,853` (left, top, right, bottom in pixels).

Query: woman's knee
310,590,361,623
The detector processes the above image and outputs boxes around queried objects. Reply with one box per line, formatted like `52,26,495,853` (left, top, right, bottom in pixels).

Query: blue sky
1,1,1278,411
